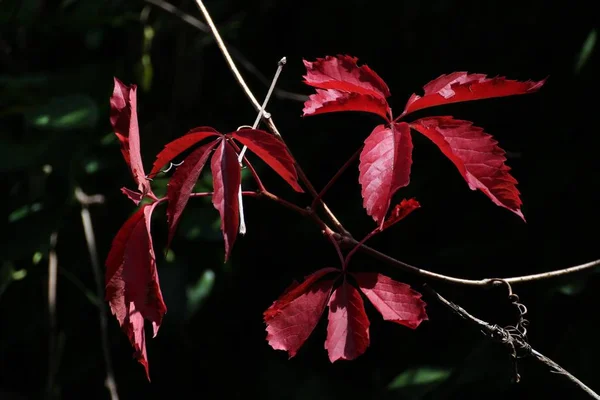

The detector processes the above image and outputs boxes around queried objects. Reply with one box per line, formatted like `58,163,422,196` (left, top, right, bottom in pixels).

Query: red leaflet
401,72,546,117
354,273,427,329
302,55,392,121
303,89,390,121
231,129,303,192
105,203,166,380
264,268,338,357
211,140,241,261
380,198,421,232
264,267,339,321
120,187,143,206
359,123,413,225
148,127,221,178
410,117,524,220
110,78,152,195
325,280,370,362
303,55,390,99
166,140,220,247
265,279,334,358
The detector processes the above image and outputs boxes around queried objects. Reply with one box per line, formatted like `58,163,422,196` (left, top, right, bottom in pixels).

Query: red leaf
401,72,546,117
211,140,241,261
410,117,524,220
302,89,391,121
148,127,221,178
303,55,390,100
231,129,303,192
120,187,143,206
380,198,421,232
359,122,413,225
110,78,152,195
354,273,427,329
325,280,370,362
265,279,335,358
105,203,166,380
166,139,220,247
264,267,339,321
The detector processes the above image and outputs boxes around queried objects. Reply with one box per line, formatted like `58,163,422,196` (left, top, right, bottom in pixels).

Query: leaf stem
258,190,311,217
311,146,362,211
343,230,376,271
228,140,267,193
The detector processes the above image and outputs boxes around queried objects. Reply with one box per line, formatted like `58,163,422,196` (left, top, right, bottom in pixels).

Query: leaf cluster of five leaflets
302,55,545,223
106,78,302,379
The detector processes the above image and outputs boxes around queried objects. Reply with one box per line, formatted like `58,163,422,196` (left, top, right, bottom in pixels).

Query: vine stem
337,234,600,286
193,0,349,236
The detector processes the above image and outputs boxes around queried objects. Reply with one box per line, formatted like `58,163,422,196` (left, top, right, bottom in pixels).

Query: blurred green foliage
1,0,599,399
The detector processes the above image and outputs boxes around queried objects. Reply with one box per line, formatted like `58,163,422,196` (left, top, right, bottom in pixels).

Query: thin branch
427,286,600,399
343,230,376,271
238,57,286,161
325,227,346,267
74,188,119,400
338,234,600,286
46,232,58,399
259,190,311,217
236,58,286,235
144,0,307,102
312,146,362,210
193,0,350,237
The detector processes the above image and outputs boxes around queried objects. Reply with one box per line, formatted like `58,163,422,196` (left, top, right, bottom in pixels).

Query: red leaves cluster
107,78,301,379
303,55,545,224
265,197,423,361
264,269,427,362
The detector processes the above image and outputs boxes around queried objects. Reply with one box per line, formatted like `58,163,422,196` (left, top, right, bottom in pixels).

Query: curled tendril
162,160,184,173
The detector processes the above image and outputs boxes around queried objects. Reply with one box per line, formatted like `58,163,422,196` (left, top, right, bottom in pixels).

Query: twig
193,0,349,236
338,234,600,286
46,232,58,399
427,286,600,399
144,0,307,102
238,57,286,162
74,188,119,400
236,58,286,235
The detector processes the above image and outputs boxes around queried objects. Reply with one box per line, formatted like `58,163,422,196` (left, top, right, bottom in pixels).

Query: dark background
1,0,599,399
